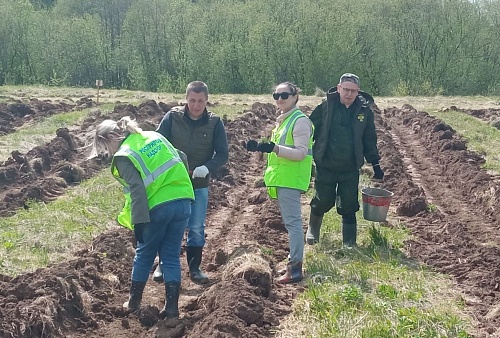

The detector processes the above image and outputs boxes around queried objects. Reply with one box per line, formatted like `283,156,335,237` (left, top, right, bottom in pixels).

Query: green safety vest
111,131,194,229
264,110,314,199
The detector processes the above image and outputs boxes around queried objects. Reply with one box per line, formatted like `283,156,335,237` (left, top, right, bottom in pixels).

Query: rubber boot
186,246,209,284
122,280,146,311
342,222,357,248
277,261,303,284
160,282,181,319
152,263,163,283
306,213,324,245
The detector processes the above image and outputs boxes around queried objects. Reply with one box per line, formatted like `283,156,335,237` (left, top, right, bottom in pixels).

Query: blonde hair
88,116,142,159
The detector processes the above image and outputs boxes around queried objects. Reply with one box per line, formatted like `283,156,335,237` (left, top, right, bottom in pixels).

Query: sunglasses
272,92,295,100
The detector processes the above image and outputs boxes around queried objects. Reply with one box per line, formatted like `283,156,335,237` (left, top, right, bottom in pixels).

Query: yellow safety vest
264,110,313,199
111,131,194,229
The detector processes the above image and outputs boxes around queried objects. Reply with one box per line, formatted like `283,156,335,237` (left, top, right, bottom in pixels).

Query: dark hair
274,81,301,104
186,81,209,96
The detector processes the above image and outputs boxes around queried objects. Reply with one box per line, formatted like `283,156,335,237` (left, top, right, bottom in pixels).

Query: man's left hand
192,165,209,178
372,162,384,180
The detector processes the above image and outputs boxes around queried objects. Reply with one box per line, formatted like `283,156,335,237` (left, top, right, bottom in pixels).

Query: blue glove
134,223,147,243
372,161,384,179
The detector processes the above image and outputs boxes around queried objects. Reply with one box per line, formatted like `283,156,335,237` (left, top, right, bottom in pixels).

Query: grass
430,109,500,172
0,171,122,275
280,172,473,337
299,223,471,337
211,103,251,119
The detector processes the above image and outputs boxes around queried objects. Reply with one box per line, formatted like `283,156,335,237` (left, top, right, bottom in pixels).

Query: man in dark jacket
306,73,384,247
155,81,229,283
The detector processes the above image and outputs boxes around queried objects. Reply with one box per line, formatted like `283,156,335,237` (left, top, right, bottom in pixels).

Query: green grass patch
430,109,500,172
295,172,472,337
210,103,248,120
300,219,471,337
0,171,123,276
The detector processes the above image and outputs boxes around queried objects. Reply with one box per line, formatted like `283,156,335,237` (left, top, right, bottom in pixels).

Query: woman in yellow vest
246,82,314,283
89,116,194,318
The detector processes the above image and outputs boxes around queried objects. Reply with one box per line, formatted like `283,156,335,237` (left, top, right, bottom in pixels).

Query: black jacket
309,88,380,169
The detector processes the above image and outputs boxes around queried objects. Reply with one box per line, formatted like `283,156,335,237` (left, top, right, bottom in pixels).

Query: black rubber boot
306,213,324,245
186,246,209,284
160,282,181,319
122,280,146,311
342,222,357,247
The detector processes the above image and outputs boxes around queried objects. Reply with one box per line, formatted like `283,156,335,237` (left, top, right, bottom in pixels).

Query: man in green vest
156,81,229,284
306,73,384,247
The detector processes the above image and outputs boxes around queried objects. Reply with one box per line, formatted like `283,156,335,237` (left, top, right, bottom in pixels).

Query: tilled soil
0,99,498,337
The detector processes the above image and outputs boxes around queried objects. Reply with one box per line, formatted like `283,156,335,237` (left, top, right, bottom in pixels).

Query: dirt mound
0,100,181,217
0,229,133,338
381,104,500,337
0,99,79,135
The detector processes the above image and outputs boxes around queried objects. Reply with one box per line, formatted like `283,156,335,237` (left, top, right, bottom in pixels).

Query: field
0,86,499,337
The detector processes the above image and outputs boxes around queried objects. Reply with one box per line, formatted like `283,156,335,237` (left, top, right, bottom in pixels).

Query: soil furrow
380,105,500,337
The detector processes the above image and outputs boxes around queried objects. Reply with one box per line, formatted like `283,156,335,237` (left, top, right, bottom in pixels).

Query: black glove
372,161,384,179
134,223,147,243
245,140,275,153
257,142,275,153
246,140,259,151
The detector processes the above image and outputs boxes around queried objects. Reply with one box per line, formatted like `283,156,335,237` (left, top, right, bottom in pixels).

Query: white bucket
361,187,394,222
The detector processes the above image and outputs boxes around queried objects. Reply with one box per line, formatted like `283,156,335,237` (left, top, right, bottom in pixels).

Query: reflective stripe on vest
119,150,181,193
276,111,313,156
112,131,194,229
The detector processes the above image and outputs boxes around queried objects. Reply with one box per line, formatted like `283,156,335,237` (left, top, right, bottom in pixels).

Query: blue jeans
186,187,208,247
277,187,304,263
131,199,191,283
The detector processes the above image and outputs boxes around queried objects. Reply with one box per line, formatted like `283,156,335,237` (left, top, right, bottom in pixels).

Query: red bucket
361,187,393,222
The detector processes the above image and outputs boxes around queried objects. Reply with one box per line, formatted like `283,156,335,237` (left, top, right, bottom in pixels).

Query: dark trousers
310,169,360,216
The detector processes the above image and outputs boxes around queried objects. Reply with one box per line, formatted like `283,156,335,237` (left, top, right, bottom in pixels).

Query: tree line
0,0,499,96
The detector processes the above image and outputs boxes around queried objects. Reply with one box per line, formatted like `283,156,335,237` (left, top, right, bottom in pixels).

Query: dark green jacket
310,88,380,169
156,105,229,189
